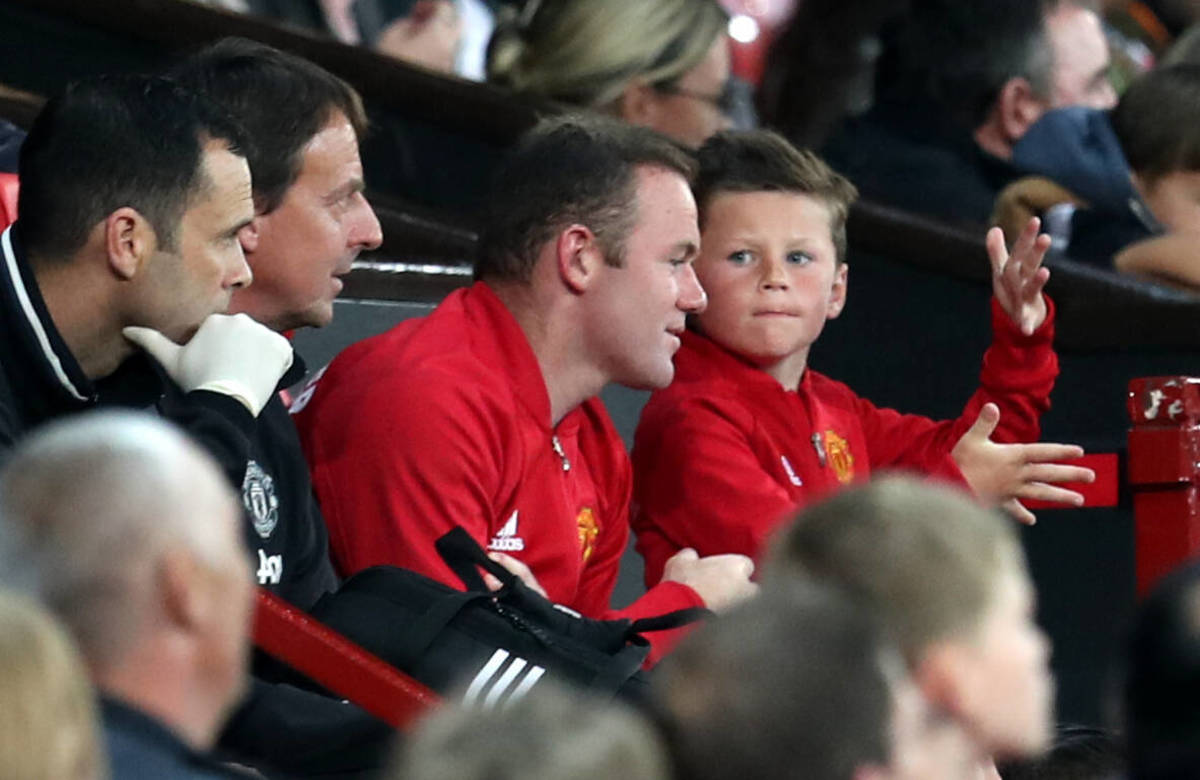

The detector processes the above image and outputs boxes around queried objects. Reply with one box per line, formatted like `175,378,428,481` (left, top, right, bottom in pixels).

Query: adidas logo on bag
463,648,546,710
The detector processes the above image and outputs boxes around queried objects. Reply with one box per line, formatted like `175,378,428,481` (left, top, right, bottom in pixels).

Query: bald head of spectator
170,38,382,332
0,411,254,752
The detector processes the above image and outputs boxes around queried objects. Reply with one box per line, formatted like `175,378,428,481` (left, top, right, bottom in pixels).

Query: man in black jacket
0,73,291,455
168,39,394,778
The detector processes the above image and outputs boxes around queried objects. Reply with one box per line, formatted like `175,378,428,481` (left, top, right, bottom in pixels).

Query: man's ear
159,548,203,635
618,80,660,129
104,207,156,281
556,224,602,294
914,641,968,720
827,262,849,319
996,76,1046,145
240,216,263,257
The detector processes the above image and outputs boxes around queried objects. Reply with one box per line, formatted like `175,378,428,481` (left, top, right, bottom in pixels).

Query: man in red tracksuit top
293,117,757,664
632,130,1096,586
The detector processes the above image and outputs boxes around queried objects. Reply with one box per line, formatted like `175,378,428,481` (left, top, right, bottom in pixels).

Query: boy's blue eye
786,251,814,265
727,250,752,265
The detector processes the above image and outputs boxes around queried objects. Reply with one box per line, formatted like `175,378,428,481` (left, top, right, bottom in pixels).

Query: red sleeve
298,362,509,585
561,424,702,665
858,295,1058,472
631,397,793,587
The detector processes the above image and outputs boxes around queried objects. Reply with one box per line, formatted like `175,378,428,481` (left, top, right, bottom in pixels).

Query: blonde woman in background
0,592,107,780
487,0,737,146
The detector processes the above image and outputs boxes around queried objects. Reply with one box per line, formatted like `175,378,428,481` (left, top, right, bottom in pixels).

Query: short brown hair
766,476,1025,663
171,37,368,214
476,114,696,283
1111,64,1200,186
693,130,858,263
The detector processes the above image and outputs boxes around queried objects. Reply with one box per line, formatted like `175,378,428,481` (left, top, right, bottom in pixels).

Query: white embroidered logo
781,455,803,486
256,549,283,585
242,460,279,539
489,510,526,552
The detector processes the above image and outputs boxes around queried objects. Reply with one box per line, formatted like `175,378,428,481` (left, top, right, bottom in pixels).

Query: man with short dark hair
295,116,757,663
168,39,392,778
824,0,1115,225
168,34,381,618
0,73,292,455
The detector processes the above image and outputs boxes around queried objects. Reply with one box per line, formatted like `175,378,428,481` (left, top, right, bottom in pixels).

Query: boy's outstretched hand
988,217,1053,336
951,403,1096,525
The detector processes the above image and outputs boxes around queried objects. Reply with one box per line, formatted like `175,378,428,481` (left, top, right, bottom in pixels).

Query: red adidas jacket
294,282,702,663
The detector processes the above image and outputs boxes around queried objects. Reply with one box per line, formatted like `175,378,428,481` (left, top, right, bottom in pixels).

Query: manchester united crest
242,460,279,540
577,507,599,563
823,430,855,485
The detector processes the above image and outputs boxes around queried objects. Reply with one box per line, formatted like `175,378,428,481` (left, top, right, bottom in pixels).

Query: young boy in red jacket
632,130,1094,585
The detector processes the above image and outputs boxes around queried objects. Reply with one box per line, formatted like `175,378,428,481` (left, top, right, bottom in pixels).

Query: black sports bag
298,527,708,708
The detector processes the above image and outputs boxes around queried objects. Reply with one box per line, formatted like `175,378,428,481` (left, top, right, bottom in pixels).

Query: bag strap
628,606,713,635
436,527,518,592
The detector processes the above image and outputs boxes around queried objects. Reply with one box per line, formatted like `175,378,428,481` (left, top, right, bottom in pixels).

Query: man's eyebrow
326,177,366,201
226,216,254,238
673,240,699,258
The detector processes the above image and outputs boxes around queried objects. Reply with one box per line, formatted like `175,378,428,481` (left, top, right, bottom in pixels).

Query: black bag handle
435,527,518,592
628,606,713,635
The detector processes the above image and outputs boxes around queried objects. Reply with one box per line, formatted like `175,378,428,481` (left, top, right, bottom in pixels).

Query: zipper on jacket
551,435,571,472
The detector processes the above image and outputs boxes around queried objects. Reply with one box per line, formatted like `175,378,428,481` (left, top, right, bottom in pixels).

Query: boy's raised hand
951,403,1096,525
988,217,1053,336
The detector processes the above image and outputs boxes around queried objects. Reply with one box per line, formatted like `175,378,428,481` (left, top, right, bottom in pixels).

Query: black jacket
0,225,390,778
823,98,1020,228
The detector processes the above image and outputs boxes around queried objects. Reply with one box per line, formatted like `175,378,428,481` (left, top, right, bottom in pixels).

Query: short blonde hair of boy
765,476,1026,664
0,592,107,780
693,129,858,264
487,0,727,110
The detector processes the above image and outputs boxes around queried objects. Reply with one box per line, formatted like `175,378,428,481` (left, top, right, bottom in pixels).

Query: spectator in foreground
391,681,669,780
653,581,940,780
0,412,254,779
769,477,1056,771
0,591,107,780
1126,559,1200,779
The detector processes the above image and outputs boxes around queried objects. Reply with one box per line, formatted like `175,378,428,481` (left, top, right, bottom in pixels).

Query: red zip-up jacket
632,297,1057,586
293,282,702,663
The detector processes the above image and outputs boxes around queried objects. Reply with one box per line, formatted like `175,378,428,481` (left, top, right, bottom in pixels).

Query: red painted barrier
1127,377,1200,596
253,589,440,729
1023,452,1121,510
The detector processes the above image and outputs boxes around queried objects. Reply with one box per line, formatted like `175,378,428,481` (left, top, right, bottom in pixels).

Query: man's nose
679,265,707,313
350,195,383,252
